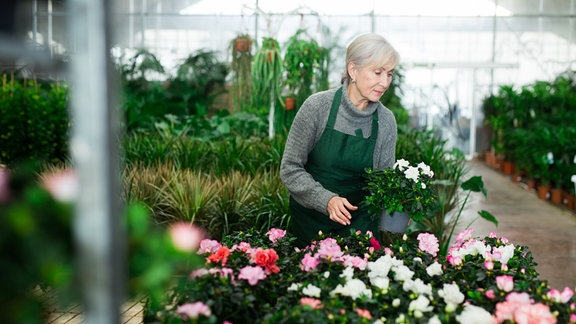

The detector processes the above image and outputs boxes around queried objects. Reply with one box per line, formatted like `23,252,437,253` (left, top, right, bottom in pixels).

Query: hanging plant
230,34,253,112
251,37,283,112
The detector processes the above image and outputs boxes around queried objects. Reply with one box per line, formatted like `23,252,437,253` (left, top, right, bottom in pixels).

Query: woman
280,33,399,248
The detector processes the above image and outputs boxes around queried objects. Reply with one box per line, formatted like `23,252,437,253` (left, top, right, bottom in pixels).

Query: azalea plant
150,228,576,323
363,159,438,223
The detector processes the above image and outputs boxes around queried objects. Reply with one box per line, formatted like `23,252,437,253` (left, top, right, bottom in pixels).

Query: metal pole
67,0,123,323
48,0,53,57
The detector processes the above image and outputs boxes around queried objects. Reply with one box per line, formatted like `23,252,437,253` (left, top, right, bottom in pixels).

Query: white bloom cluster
438,283,465,311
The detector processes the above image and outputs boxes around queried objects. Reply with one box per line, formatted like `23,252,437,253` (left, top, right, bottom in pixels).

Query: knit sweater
280,79,397,215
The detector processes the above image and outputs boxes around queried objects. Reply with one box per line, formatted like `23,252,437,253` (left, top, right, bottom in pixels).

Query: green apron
290,87,379,248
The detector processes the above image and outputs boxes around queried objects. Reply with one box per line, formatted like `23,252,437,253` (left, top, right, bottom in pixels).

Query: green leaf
478,210,498,226
460,176,486,196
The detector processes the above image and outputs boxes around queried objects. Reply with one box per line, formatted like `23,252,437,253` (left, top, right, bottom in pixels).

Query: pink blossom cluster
176,301,211,320
494,292,556,323
446,229,515,268
300,236,372,272
196,231,284,286
416,232,439,257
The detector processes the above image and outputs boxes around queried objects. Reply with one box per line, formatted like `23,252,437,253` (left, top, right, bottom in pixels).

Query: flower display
151,228,576,323
363,159,438,223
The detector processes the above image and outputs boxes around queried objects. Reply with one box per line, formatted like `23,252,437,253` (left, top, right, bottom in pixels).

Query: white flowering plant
152,228,576,324
364,159,438,223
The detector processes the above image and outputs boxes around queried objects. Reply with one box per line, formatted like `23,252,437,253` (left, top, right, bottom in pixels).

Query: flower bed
152,228,576,323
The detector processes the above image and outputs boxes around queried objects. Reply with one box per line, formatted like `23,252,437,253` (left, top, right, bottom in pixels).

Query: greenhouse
1,0,575,323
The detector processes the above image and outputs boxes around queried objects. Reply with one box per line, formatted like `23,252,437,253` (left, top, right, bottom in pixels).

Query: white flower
394,159,410,170
402,278,432,296
287,283,301,291
421,182,427,189
331,278,372,300
340,266,355,281
323,271,330,278
370,277,390,290
426,261,443,277
571,175,576,183
409,295,433,315
404,166,420,183
367,255,394,278
456,304,494,323
417,162,434,177
428,315,442,324
302,284,321,298
547,152,554,164
393,264,414,281
439,283,465,308
413,257,423,263
493,244,515,264
392,298,401,307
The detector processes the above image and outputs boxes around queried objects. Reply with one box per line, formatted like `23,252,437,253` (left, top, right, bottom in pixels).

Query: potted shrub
282,29,325,110
363,159,438,236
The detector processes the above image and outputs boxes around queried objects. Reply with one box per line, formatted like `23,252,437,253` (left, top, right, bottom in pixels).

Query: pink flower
355,308,373,319
486,289,496,299
252,248,280,274
232,241,252,252
455,228,474,244
501,263,509,272
198,239,222,254
342,255,368,270
316,238,343,261
169,222,204,252
300,253,320,272
570,314,576,323
207,246,231,266
266,228,286,243
447,254,463,266
417,232,439,256
547,287,574,303
41,168,78,202
489,232,498,238
300,297,323,309
238,266,266,285
514,303,556,324
176,302,211,319
369,237,381,251
496,275,514,292
484,260,494,270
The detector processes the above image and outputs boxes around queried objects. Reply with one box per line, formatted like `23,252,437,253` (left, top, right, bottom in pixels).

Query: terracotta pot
503,161,515,176
512,169,523,183
564,192,575,210
234,38,251,53
485,150,495,167
550,188,563,204
284,97,295,111
537,185,550,200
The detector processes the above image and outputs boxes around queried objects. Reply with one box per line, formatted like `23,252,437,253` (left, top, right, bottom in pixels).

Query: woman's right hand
327,196,357,226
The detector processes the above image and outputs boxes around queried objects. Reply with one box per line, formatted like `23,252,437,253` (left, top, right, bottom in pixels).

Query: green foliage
229,34,253,113
0,75,70,166
363,160,438,223
117,49,229,132
0,163,75,324
251,37,283,114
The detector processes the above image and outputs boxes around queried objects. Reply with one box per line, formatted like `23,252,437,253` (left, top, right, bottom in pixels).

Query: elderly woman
280,33,400,248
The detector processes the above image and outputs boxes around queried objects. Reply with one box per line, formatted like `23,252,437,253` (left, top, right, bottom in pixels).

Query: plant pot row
483,150,576,212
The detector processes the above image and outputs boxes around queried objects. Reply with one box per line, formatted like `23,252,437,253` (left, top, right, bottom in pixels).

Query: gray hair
341,33,400,84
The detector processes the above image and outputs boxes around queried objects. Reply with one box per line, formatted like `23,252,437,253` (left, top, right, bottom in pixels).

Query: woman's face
348,61,396,109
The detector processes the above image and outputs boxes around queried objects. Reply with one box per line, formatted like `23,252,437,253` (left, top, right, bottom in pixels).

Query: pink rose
300,253,320,272
316,238,343,260
266,228,286,243
496,275,514,292
300,297,323,310
176,302,211,319
198,239,222,254
547,287,574,303
238,266,266,285
417,232,439,256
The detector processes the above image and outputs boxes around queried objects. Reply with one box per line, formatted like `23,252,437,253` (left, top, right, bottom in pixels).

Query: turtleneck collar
340,79,379,118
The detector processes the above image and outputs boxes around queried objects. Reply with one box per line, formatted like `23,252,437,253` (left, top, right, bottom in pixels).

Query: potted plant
229,34,253,112
282,29,325,110
363,159,438,235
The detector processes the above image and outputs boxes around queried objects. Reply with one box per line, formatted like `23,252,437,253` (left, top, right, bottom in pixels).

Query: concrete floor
454,159,576,290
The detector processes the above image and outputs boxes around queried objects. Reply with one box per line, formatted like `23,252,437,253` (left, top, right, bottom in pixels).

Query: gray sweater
280,80,397,215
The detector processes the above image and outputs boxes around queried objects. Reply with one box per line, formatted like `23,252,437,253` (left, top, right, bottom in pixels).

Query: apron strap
326,87,342,129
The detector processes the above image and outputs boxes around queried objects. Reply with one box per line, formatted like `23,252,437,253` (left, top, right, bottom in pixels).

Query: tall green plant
230,34,253,113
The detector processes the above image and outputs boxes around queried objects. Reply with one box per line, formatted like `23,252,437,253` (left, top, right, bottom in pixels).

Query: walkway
455,159,576,289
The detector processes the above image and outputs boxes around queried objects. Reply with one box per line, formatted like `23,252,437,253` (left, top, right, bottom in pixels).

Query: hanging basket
234,38,251,53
